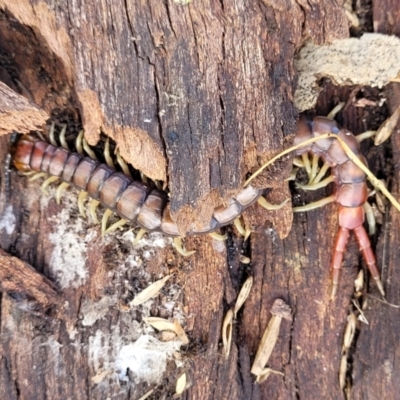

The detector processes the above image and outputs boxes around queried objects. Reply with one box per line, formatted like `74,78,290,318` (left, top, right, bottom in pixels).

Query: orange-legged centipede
9,115,385,297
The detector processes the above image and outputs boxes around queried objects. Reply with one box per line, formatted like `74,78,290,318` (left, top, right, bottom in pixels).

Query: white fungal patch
0,205,16,235
46,192,93,289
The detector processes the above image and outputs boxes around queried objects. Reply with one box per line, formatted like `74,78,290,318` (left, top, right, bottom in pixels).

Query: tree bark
0,1,399,400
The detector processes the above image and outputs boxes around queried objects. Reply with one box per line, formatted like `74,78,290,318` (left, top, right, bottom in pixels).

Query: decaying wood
0,248,57,311
0,1,400,400
0,81,48,136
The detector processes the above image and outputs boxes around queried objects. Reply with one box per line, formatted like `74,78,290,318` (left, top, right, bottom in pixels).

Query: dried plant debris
374,105,400,145
251,299,292,383
173,372,189,398
222,309,234,359
130,274,173,306
143,317,189,345
234,276,253,317
340,313,358,391
295,34,400,111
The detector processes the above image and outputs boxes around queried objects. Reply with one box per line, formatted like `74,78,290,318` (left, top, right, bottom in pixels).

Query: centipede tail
295,116,385,297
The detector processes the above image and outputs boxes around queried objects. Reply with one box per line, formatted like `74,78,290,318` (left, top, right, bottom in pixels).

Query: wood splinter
251,298,292,383
0,248,58,313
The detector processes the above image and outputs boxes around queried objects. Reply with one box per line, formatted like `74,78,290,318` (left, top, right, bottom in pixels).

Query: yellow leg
293,195,335,212
302,154,312,177
285,168,299,182
29,172,47,182
309,154,320,183
101,208,114,235
76,130,84,155
104,219,128,234
78,191,88,217
116,149,131,176
173,237,196,257
49,122,57,146
56,182,70,204
104,138,115,168
293,158,305,168
40,176,59,195
83,138,98,161
132,228,147,245
257,196,289,211
312,162,330,184
356,130,376,143
22,171,37,177
59,124,69,150
209,231,228,241
140,171,149,184
89,199,100,223
233,218,252,241
296,175,334,191
326,102,345,119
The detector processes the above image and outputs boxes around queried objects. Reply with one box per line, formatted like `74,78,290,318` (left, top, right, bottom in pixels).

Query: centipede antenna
56,182,70,204
78,191,88,217
82,138,98,161
209,231,228,241
234,218,246,236
173,237,196,257
104,218,128,234
101,208,114,235
363,202,376,235
293,194,335,213
49,122,57,146
29,172,47,182
59,124,69,150
41,176,59,195
309,154,320,183
301,154,312,177
257,196,289,211
312,162,330,184
296,175,334,191
89,199,100,223
132,228,147,245
104,138,115,168
76,130,84,155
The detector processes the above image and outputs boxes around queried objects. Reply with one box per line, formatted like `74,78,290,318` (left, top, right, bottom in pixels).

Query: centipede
9,114,388,298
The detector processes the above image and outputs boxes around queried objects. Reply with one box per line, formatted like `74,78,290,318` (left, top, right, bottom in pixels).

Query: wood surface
0,1,399,400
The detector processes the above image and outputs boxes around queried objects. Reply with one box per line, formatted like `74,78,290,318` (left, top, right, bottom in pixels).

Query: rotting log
0,1,400,400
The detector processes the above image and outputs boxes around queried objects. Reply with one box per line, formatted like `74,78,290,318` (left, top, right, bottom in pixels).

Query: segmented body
295,116,383,296
10,116,384,296
11,135,261,237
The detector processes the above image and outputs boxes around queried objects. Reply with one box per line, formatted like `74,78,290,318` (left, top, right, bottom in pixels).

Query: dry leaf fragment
234,276,253,317
137,388,155,400
175,373,187,396
222,309,234,359
143,317,189,345
339,313,357,389
130,274,173,306
256,368,284,384
374,105,400,146
251,299,292,382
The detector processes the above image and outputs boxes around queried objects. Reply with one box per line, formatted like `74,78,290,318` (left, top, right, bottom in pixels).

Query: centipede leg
312,162,330,184
41,176,59,195
89,199,100,223
82,138,98,160
104,138,115,168
293,194,335,213
209,231,228,241
59,125,69,150
101,208,114,235
173,237,196,257
331,227,350,299
354,225,385,296
116,149,132,177
56,182,70,204
49,122,57,146
301,153,312,177
105,218,128,234
78,191,88,217
309,154,320,183
296,175,334,191
76,130,84,155
257,196,289,211
29,172,47,182
132,228,147,245
363,202,376,235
